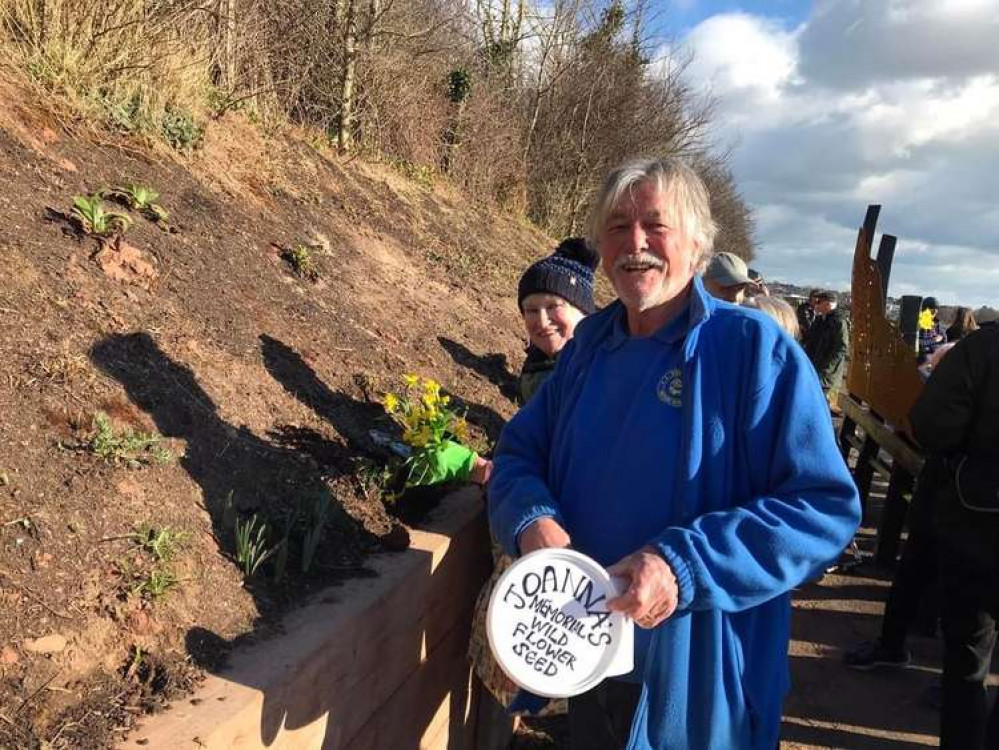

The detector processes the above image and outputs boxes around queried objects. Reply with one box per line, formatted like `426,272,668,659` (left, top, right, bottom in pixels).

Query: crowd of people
457,154,996,749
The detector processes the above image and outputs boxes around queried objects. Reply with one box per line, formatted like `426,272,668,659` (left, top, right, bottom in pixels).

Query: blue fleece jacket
489,277,860,749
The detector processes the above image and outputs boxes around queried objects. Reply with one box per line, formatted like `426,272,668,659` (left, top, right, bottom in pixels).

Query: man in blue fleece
488,157,860,750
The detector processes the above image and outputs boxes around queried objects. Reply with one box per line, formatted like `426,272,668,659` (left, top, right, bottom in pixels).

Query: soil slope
0,77,549,748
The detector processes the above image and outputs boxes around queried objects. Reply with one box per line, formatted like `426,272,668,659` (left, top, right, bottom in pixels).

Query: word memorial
487,548,634,698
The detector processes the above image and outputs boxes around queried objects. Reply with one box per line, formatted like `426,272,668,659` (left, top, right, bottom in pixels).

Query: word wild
500,563,614,678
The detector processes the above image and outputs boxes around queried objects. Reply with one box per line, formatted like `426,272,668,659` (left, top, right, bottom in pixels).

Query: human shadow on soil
794,579,891,604
260,334,393,465
782,645,942,749
180,490,491,749
780,720,935,750
89,332,379,618
438,336,519,404
260,334,483,522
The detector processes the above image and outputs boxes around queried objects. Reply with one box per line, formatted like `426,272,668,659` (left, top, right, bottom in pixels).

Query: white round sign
486,548,634,698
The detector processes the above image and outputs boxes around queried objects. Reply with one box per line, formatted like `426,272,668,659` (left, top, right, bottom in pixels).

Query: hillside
0,77,548,748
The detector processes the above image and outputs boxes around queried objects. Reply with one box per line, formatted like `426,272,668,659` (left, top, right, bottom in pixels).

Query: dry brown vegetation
0,0,756,257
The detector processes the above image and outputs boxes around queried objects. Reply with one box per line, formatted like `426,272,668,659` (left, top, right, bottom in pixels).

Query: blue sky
658,0,811,32
644,0,999,308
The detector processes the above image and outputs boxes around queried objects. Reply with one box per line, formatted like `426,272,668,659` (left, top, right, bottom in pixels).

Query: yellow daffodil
440,395,451,406
918,309,935,331
405,407,422,429
406,425,430,448
453,417,469,443
423,379,441,398
403,373,419,388
382,393,399,413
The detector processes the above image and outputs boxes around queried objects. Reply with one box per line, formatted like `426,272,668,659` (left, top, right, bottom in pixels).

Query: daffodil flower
453,417,469,443
918,309,935,331
382,393,399,413
403,374,419,388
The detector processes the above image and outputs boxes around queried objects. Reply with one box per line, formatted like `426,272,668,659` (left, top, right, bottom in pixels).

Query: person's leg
940,564,997,749
880,524,938,650
568,681,642,750
984,590,999,749
473,686,516,750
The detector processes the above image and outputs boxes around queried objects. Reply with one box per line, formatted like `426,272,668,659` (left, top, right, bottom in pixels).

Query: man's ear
691,242,707,275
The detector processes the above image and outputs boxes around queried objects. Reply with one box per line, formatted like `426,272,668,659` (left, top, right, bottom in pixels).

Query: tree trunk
224,0,237,89
332,0,346,31
337,0,358,152
566,76,598,235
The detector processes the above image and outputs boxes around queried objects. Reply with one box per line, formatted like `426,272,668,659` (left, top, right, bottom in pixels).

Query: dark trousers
568,680,642,750
881,469,942,649
473,686,515,750
881,522,939,649
940,554,999,749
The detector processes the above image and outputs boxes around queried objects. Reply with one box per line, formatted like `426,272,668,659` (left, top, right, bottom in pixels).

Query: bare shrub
0,0,213,133
0,0,757,255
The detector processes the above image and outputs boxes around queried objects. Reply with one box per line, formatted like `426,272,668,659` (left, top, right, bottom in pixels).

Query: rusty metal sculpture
846,206,924,436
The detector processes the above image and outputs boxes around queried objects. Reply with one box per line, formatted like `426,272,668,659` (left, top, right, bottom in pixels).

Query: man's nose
626,224,647,253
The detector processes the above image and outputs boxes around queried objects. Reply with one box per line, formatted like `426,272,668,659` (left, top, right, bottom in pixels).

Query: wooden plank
838,415,858,464
862,204,881,251
845,434,865,454
119,488,491,750
874,234,897,307
875,466,916,568
853,435,880,523
869,456,892,480
344,613,477,750
839,396,924,476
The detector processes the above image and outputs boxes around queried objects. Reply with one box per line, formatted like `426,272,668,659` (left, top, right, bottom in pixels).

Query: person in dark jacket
796,289,819,340
803,290,850,398
515,237,600,403
471,236,599,749
909,325,999,749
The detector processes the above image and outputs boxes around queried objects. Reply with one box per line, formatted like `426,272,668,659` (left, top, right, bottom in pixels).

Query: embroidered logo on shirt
657,368,683,407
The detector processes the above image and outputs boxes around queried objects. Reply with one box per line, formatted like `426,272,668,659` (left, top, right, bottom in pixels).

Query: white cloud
680,2,999,308
799,0,999,88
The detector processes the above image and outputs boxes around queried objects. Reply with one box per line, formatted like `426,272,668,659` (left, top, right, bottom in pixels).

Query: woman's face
521,293,585,357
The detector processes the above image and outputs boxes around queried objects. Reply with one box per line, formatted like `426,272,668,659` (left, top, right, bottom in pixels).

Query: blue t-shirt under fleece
554,304,688,681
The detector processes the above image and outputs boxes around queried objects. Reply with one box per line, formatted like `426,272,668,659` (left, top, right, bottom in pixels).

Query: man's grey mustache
613,253,664,271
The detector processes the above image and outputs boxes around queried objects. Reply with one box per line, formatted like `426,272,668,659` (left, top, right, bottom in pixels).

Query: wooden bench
838,395,924,567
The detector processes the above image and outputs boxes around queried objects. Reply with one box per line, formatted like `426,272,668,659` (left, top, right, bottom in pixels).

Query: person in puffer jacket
488,156,861,750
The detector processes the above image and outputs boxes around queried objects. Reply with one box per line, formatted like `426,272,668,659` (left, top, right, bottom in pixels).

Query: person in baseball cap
703,251,753,304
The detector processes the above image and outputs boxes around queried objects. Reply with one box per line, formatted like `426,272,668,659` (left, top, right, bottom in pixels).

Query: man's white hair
587,157,718,272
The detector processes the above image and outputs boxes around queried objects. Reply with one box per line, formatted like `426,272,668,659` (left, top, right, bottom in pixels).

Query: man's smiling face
599,181,698,315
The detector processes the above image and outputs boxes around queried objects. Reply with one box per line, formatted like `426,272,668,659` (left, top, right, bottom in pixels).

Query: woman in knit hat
468,237,599,748
515,237,600,403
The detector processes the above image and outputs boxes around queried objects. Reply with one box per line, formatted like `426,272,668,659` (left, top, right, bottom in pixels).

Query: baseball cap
704,252,752,287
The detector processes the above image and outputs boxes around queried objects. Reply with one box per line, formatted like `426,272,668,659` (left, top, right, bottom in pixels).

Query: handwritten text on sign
499,562,614,678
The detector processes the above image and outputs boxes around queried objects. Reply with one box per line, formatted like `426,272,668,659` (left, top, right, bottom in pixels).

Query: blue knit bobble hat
517,237,600,314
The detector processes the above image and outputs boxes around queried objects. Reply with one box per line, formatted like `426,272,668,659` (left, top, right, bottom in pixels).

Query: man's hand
518,517,571,555
607,546,680,629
